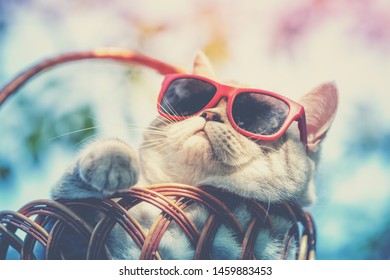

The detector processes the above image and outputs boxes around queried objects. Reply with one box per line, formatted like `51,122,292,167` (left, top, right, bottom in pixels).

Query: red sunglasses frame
157,73,308,149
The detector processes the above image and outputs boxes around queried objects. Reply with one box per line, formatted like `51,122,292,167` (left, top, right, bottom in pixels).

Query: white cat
51,52,338,259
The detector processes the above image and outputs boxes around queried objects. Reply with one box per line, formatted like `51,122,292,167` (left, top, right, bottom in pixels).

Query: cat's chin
178,133,213,163
169,134,228,175
194,129,208,138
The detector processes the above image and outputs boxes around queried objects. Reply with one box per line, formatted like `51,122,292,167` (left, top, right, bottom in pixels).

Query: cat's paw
78,139,139,196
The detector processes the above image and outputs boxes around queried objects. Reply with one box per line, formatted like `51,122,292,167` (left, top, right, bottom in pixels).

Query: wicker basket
0,184,316,260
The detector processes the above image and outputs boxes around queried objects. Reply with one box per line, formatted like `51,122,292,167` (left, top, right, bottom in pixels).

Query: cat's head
139,52,338,206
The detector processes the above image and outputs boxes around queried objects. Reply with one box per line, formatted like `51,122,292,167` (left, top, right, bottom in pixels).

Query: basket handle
0,48,185,106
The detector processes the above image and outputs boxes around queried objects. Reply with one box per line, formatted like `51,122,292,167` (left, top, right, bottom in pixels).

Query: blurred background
0,0,389,259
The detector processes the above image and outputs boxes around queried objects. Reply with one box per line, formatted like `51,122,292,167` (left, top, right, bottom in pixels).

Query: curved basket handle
0,48,185,106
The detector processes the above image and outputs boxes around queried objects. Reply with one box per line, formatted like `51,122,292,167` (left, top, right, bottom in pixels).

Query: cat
51,51,338,259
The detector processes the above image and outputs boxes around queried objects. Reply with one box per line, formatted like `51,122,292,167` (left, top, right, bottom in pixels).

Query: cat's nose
200,110,222,122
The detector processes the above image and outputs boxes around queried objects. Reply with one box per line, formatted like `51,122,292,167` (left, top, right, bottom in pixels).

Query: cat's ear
192,51,217,79
300,82,338,153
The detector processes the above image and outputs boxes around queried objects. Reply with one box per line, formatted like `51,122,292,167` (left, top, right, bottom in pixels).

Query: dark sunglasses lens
161,78,216,117
232,92,289,136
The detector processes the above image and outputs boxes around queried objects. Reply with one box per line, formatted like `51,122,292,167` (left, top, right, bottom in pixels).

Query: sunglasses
157,74,307,149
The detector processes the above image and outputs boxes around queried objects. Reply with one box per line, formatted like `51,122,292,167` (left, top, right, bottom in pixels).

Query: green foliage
10,92,96,164
0,163,11,181
53,106,96,146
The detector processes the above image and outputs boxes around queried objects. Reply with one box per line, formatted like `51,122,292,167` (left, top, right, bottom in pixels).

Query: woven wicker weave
0,184,316,260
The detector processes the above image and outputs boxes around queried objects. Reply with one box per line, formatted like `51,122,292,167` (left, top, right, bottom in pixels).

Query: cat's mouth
165,117,257,170
194,123,255,168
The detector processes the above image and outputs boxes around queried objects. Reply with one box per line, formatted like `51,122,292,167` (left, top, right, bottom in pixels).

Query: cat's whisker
152,138,178,152
144,143,172,153
86,117,168,134
146,138,181,160
72,133,99,148
161,97,184,119
139,135,176,151
126,123,167,131
140,138,165,144
126,128,168,136
125,123,170,136
156,108,179,125
49,126,101,141
158,97,190,126
139,143,163,150
90,116,146,131
152,111,177,128
156,149,176,162
141,144,176,163
139,140,167,149
257,122,274,136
